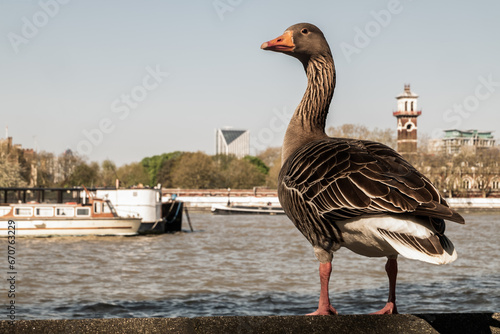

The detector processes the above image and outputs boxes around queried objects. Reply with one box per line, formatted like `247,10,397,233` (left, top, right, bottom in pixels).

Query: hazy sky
1,0,499,166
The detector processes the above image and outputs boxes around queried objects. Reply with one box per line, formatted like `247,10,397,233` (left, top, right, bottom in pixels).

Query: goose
261,23,464,315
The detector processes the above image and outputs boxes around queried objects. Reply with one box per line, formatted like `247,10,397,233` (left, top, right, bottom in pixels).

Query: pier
2,314,499,333
162,188,500,212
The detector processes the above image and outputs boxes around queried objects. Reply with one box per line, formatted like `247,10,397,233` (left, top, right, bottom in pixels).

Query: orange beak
261,30,295,52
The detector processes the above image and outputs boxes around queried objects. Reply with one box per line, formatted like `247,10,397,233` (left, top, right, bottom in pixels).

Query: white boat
211,204,285,215
0,193,141,237
96,188,184,233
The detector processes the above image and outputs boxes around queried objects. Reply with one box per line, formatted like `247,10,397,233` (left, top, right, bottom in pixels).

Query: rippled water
1,212,499,319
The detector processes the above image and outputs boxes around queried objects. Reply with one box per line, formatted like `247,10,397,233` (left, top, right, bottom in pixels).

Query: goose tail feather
378,228,457,265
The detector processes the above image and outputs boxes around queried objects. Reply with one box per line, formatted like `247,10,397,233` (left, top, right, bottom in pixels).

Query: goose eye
301,28,309,35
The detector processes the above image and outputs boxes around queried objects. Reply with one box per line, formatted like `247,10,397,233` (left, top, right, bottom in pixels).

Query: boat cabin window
76,208,90,216
56,207,74,217
35,207,53,217
103,202,112,214
14,207,33,217
105,201,117,215
94,202,102,214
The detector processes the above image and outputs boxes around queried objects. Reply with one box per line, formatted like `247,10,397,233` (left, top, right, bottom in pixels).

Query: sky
1,0,499,166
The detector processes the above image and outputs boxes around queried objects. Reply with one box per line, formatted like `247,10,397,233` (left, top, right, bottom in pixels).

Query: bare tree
0,156,27,187
327,124,396,148
101,160,118,187
257,147,281,168
56,150,84,185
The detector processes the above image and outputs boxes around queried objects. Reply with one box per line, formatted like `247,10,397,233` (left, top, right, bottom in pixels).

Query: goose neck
282,54,336,164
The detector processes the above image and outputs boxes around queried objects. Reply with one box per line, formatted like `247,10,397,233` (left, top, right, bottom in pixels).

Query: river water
2,211,499,320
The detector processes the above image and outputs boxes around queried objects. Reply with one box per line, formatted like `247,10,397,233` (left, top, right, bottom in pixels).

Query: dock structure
2,314,499,333
163,188,281,212
162,188,500,212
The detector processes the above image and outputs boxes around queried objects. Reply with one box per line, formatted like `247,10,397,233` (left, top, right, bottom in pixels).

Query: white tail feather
380,233,457,265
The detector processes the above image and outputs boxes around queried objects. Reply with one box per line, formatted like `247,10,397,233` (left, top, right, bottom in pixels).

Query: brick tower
393,84,421,156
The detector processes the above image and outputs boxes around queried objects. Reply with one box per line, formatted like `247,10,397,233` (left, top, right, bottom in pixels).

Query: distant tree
35,151,56,187
142,151,183,186
63,162,100,187
141,155,164,186
156,152,184,188
117,162,150,187
257,147,281,168
211,154,238,187
171,152,223,189
56,150,84,185
226,158,266,189
417,132,431,154
0,156,27,187
328,123,368,139
101,160,117,187
16,151,32,184
265,155,281,189
243,155,269,175
157,159,175,188
213,154,236,169
327,124,396,149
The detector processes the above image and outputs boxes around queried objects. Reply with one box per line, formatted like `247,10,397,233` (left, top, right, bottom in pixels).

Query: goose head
261,23,332,68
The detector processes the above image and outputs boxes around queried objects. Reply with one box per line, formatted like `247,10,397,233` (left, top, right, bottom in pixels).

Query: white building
215,128,250,158
441,129,496,155
428,129,496,155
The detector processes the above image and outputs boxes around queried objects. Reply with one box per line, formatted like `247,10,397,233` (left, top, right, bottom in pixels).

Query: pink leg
372,258,398,314
307,262,338,315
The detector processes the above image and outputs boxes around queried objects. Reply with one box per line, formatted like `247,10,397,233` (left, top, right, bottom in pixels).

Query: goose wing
279,138,465,224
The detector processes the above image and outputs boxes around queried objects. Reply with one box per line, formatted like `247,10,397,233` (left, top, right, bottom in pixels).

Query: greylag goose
261,23,464,315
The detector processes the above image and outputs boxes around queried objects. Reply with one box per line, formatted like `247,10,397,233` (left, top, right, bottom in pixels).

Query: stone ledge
1,313,499,334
